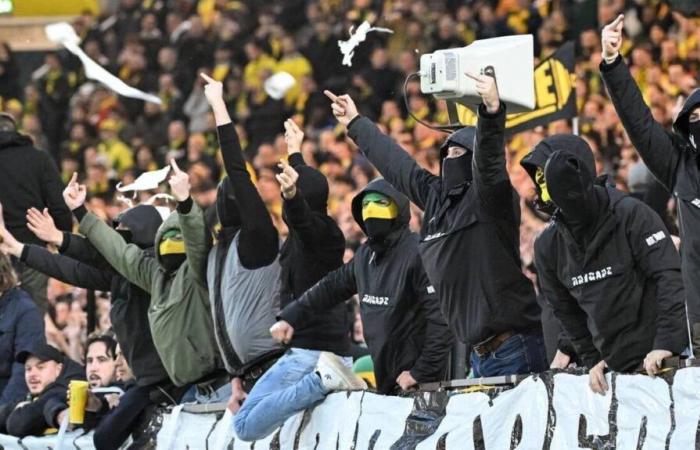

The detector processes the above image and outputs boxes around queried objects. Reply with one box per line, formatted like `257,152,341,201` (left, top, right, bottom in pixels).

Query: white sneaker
316,352,367,392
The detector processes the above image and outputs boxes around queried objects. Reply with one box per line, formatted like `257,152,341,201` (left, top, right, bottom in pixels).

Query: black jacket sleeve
39,153,72,233
408,256,453,382
279,259,357,329
534,234,602,368
20,244,113,291
600,56,681,191
59,233,110,270
625,200,687,353
473,103,513,219
217,123,278,269
347,116,439,210
5,385,65,437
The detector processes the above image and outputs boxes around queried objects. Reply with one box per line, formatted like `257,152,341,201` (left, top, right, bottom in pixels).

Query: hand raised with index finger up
168,160,191,202
200,72,224,106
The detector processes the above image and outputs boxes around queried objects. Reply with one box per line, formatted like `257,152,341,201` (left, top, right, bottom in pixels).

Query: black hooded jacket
0,357,84,437
601,55,700,346
278,152,350,355
347,104,541,346
280,178,453,394
534,150,688,371
521,134,599,359
19,205,170,387
0,131,72,246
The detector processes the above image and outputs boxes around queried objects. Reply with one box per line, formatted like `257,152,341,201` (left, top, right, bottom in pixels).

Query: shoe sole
319,352,368,391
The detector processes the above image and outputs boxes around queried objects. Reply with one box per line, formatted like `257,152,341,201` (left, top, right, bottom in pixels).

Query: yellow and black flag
457,41,576,135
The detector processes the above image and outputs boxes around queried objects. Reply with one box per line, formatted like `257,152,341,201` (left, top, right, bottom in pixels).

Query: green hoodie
78,202,221,386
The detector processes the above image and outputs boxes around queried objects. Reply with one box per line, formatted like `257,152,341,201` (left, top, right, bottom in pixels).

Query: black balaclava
115,204,164,249
216,177,241,242
295,165,329,213
439,126,476,193
545,150,602,241
442,151,473,192
688,121,700,150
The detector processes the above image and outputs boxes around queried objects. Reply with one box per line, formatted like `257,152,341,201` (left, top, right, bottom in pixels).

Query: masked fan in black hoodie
532,140,688,394
0,203,179,449
272,178,453,397
232,119,355,441
325,71,544,377
600,14,700,354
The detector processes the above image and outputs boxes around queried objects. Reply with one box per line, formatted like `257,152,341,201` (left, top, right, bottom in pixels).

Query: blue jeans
233,348,351,441
179,379,232,404
469,332,547,377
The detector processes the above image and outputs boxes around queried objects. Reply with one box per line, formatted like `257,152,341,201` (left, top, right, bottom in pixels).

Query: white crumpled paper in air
116,166,171,193
338,21,393,67
45,22,161,104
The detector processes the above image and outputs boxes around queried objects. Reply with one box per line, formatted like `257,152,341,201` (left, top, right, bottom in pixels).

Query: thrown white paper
116,166,171,193
338,21,393,67
264,71,296,100
45,22,161,104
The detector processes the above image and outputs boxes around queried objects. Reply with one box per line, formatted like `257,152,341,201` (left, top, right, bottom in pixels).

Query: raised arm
202,73,278,268
25,207,108,269
61,173,156,292
327,90,438,210
600,14,681,190
169,160,211,287
467,71,513,218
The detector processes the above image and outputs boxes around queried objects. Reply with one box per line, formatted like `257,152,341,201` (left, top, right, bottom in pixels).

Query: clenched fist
270,320,295,344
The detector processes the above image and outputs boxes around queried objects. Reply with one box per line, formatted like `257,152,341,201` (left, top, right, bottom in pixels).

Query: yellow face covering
535,167,551,203
362,193,399,221
159,230,186,256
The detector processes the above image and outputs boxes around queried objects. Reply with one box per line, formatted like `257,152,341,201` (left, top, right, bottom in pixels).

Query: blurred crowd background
0,0,698,363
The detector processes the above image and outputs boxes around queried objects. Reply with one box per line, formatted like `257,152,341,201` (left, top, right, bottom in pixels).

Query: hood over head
295,165,329,212
154,211,186,271
439,127,476,186
545,150,604,239
351,177,410,236
0,131,33,151
115,204,165,249
521,134,596,214
673,88,700,149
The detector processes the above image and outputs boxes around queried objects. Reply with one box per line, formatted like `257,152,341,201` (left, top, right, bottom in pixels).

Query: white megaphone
419,35,535,113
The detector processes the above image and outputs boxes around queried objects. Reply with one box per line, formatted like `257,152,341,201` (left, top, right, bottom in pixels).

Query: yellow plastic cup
68,380,89,424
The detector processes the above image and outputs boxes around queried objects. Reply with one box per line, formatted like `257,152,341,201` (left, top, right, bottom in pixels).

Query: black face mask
116,229,133,244
442,151,472,192
688,121,700,150
364,218,394,253
160,253,185,272
545,151,601,240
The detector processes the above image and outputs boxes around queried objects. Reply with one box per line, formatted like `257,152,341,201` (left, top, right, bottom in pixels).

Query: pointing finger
610,14,624,29
465,71,482,82
70,172,78,185
200,72,216,84
170,159,181,173
324,90,340,103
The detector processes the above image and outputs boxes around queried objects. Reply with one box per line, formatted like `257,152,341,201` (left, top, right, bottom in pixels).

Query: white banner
1,368,698,449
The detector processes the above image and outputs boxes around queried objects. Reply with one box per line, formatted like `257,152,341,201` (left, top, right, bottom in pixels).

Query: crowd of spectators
0,0,697,397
